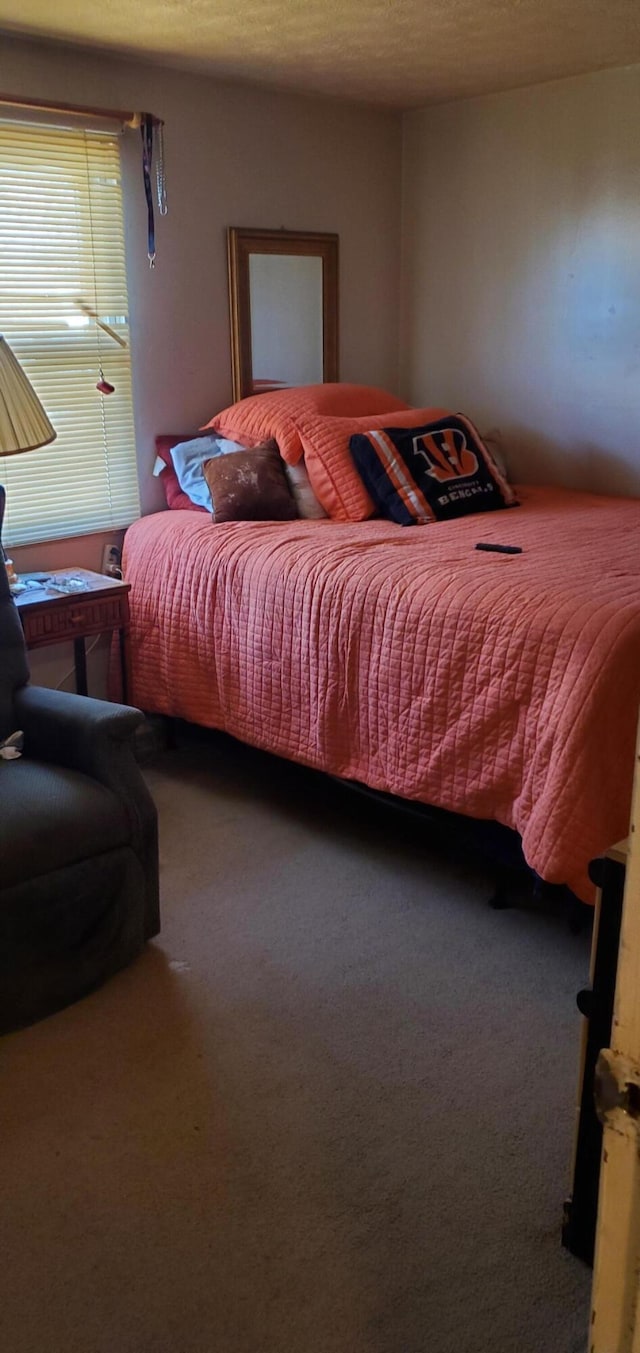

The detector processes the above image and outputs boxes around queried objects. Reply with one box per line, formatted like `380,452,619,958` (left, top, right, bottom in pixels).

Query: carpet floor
0,729,592,1353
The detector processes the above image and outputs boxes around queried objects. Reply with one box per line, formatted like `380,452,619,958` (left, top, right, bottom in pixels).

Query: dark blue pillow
350,413,518,526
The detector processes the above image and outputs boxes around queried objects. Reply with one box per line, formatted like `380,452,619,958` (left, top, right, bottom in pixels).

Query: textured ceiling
1,0,639,109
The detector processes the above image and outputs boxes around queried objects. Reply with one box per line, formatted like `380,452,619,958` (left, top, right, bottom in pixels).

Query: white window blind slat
0,121,139,547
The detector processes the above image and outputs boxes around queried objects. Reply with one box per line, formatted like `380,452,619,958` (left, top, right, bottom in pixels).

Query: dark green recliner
0,559,159,1034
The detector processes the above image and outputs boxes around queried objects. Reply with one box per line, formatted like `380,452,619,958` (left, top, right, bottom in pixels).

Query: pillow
170,434,246,509
203,440,297,523
154,432,265,510
297,406,452,521
283,461,327,520
202,383,410,466
154,434,210,512
349,414,518,526
483,429,509,481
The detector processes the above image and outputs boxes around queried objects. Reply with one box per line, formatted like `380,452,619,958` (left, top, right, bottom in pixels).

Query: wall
400,66,640,494
0,36,402,688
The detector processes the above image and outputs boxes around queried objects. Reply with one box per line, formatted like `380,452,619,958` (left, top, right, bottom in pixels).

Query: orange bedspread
123,485,640,901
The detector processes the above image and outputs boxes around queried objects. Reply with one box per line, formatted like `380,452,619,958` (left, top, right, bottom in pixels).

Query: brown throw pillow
203,440,297,523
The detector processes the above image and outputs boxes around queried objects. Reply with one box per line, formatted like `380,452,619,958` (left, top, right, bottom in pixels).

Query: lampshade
0,335,56,456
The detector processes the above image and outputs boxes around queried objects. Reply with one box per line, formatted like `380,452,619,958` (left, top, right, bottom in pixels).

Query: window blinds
0,120,139,547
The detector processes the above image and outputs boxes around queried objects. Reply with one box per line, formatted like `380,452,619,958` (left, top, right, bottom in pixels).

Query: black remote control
475,543,523,554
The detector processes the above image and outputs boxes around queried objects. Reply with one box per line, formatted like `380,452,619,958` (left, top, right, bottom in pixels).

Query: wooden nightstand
14,567,131,702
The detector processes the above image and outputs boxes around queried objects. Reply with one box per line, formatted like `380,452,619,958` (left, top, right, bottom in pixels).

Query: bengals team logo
412,427,479,483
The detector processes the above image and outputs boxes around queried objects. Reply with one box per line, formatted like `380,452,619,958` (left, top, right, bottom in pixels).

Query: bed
123,481,640,903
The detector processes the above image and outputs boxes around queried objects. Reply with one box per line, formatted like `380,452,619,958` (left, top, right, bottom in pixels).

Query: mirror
227,228,339,402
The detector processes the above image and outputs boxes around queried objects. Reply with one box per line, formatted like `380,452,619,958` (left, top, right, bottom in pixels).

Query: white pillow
284,461,327,520
483,429,509,481
170,435,245,509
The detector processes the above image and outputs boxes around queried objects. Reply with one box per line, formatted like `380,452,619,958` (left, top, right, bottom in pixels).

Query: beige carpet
1,729,592,1353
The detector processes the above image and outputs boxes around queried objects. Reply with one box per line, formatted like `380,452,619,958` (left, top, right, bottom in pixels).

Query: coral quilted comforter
123,484,640,901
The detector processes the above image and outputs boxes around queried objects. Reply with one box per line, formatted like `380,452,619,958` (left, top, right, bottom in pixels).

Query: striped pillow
349,414,518,526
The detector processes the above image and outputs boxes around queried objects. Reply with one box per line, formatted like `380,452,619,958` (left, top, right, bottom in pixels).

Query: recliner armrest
15,685,143,769
14,686,148,827
12,685,160,946
14,687,157,919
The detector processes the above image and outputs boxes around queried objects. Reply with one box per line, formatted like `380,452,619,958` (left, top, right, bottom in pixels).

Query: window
0,119,139,546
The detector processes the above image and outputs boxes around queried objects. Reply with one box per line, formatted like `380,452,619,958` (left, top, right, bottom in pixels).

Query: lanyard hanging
156,121,168,217
141,113,156,267
139,114,167,264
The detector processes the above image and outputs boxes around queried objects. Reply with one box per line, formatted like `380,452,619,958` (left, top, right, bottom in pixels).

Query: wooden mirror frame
227,228,339,402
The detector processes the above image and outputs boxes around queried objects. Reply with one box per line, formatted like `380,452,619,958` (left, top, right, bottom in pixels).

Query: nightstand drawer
20,596,124,645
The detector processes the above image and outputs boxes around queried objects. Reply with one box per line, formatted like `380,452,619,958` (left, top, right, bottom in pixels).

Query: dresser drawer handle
69,612,85,624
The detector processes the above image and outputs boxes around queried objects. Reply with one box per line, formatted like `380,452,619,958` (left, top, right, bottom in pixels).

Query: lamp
0,335,56,584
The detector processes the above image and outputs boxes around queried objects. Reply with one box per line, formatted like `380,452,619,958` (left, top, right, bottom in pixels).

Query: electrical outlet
101,543,122,577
